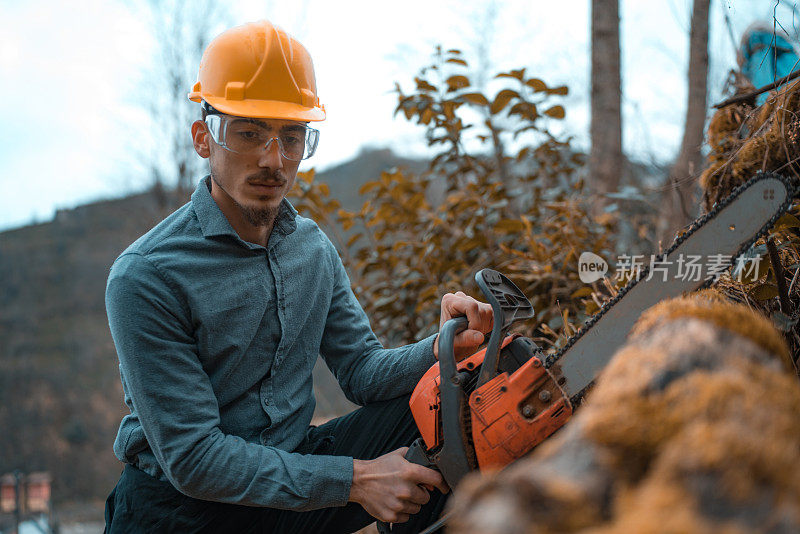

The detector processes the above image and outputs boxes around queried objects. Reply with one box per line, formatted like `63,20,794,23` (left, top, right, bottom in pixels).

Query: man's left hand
433,291,493,361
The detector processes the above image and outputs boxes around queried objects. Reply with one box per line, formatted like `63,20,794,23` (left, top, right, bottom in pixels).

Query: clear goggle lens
205,114,319,161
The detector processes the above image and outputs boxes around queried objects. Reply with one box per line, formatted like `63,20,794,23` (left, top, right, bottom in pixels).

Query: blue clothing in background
105,176,436,511
740,29,800,105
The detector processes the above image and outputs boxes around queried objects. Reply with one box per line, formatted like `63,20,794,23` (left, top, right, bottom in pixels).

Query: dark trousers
104,394,448,533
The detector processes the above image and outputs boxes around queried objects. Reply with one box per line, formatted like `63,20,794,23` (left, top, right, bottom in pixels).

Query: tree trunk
663,0,710,241
590,0,623,196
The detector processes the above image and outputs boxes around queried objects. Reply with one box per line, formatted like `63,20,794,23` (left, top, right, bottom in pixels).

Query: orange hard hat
188,21,325,122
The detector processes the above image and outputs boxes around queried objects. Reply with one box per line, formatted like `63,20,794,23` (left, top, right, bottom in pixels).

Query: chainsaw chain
544,172,797,399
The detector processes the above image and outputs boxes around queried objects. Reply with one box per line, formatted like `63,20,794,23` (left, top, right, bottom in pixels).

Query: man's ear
191,120,211,158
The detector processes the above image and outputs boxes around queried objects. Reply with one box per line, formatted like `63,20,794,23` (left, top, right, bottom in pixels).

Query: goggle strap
201,100,223,115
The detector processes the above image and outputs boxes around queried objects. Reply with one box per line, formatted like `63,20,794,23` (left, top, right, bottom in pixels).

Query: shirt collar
192,175,298,241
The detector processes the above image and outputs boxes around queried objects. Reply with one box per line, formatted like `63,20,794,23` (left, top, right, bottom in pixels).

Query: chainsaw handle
379,314,496,533
437,316,468,382
375,440,439,534
377,318,471,534
434,316,473,488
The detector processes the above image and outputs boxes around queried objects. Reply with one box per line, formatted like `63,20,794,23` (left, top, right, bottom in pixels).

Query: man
104,20,492,533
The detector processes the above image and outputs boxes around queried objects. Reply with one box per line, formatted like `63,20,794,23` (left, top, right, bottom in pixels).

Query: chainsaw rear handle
376,439,440,534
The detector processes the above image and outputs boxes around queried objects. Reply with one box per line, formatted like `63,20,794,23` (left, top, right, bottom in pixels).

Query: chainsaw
377,172,796,534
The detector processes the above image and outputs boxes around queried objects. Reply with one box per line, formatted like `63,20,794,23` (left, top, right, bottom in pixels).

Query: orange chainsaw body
409,334,573,470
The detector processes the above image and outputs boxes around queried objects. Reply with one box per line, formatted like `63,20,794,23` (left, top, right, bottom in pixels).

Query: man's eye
238,131,261,140
281,133,303,146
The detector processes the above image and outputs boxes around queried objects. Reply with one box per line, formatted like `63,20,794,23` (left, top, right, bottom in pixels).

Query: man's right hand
349,447,449,524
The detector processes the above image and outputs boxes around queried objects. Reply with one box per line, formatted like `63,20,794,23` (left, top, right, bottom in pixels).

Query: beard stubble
210,167,285,229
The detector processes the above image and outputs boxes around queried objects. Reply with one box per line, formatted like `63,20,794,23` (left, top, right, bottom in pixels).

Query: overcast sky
0,0,791,231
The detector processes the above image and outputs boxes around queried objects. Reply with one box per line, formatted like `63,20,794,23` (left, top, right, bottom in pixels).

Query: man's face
192,116,304,227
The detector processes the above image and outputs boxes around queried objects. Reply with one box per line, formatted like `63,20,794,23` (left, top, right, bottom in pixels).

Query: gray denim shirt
106,177,437,511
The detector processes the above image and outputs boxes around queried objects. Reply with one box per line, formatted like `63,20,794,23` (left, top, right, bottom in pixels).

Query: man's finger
445,293,479,323
479,303,494,330
463,299,493,334
406,484,430,505
454,330,484,347
394,513,411,524
410,465,449,494
401,502,422,516
463,301,483,333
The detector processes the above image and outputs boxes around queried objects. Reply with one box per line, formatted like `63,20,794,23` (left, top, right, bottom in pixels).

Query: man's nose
258,137,284,169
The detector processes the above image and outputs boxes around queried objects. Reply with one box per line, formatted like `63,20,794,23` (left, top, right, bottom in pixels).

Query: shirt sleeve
106,252,353,510
318,240,437,405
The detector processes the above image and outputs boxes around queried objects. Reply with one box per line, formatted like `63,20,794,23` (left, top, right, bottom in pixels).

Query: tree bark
590,0,623,196
663,0,710,241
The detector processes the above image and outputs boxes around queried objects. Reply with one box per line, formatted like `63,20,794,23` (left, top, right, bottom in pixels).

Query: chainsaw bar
548,172,796,403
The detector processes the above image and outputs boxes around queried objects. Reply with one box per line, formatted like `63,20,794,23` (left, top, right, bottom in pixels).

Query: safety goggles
204,112,319,161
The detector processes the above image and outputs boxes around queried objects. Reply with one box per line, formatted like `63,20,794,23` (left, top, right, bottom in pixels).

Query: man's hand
433,291,493,361
349,448,449,524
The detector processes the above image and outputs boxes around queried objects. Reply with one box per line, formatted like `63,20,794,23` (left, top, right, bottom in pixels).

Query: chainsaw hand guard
474,269,535,388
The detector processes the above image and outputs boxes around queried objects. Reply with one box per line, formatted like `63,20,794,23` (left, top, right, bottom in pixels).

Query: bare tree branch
138,0,232,202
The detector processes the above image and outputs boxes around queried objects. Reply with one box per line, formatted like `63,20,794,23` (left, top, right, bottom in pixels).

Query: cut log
448,293,800,533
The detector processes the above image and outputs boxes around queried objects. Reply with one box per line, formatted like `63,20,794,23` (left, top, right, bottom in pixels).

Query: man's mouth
248,181,285,189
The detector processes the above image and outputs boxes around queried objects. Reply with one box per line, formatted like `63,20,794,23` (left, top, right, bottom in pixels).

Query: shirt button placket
270,248,285,367
259,378,272,416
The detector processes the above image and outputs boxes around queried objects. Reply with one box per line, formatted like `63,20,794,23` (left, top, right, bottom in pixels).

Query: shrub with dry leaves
291,48,615,349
